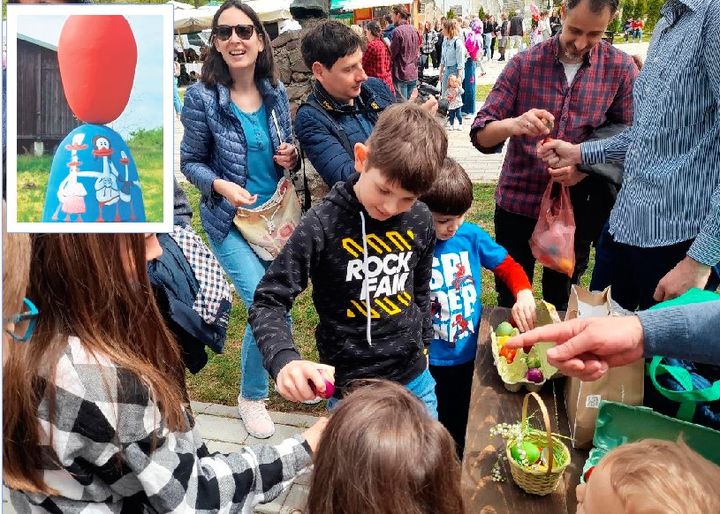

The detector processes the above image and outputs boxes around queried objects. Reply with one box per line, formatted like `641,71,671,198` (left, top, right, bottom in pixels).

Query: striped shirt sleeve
580,126,634,165
688,8,720,266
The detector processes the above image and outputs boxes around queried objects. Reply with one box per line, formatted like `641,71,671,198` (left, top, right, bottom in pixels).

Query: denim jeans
483,33,492,58
209,227,274,400
327,368,438,419
173,78,183,114
448,108,462,126
441,65,459,95
394,79,418,101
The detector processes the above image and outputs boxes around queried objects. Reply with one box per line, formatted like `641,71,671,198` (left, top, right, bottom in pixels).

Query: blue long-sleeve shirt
581,0,720,267
638,300,720,365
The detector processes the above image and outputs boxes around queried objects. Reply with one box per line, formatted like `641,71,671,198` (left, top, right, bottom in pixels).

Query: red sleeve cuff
493,255,532,298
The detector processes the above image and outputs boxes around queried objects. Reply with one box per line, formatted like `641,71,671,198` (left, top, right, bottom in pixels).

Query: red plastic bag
530,182,576,277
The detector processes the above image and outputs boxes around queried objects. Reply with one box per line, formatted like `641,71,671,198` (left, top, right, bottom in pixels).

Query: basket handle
521,391,554,475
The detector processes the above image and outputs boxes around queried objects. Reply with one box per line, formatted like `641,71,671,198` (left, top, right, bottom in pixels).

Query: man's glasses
214,24,255,41
3,298,39,343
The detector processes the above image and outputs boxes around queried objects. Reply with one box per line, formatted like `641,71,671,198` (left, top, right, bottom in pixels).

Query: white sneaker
237,396,275,439
455,125,463,131
448,124,455,130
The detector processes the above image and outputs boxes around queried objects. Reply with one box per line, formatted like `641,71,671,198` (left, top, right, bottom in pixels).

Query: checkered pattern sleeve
12,337,312,513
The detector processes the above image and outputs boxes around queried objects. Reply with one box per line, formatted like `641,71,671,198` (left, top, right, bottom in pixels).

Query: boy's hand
302,416,329,453
276,361,335,403
512,289,537,333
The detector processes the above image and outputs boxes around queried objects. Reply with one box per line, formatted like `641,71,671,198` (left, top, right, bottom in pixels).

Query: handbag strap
648,356,720,421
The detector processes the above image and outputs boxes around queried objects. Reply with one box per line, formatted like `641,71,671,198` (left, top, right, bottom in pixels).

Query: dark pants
430,359,475,460
490,37,497,59
590,223,720,311
494,181,603,310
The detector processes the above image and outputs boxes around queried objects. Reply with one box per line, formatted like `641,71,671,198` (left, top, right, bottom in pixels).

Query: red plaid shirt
470,37,638,219
362,39,395,94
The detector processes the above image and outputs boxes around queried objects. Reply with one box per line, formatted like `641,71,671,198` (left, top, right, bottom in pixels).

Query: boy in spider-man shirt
421,158,536,458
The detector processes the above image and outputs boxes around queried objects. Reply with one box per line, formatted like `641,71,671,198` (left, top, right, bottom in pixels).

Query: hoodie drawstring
360,211,372,346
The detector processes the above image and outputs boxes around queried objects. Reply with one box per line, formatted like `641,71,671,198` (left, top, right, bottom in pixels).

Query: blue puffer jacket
180,79,294,245
295,78,395,187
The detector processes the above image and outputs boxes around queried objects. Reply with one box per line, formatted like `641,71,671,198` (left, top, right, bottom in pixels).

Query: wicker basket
506,392,571,496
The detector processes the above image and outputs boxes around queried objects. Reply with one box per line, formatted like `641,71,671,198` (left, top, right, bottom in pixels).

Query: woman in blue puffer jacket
180,0,298,440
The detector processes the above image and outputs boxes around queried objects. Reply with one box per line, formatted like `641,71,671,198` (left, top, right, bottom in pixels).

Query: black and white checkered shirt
9,337,312,513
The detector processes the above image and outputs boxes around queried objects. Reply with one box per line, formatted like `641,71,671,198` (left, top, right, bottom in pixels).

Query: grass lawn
15,128,164,223
184,182,594,413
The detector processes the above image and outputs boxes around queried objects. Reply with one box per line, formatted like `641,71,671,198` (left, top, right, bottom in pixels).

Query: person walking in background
434,18,445,66
181,1,299,439
462,20,484,119
508,11,524,58
438,19,464,95
497,12,510,61
488,15,498,59
389,4,420,100
482,15,493,60
421,21,438,71
363,21,395,94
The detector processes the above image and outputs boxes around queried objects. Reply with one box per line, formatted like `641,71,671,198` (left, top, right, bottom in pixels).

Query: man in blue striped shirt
538,0,720,310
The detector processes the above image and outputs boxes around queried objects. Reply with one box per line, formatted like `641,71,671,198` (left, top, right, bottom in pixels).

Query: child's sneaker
237,396,275,439
455,125,463,131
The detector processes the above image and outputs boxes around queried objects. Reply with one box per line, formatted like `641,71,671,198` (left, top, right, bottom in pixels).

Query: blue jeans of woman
173,78,183,114
209,227,279,400
461,58,476,116
483,33,492,58
441,64,459,95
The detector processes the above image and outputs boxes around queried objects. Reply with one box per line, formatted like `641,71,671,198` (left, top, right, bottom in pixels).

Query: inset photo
5,3,174,233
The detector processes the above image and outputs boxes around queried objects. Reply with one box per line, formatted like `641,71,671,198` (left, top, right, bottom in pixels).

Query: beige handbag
233,176,301,261
233,109,301,261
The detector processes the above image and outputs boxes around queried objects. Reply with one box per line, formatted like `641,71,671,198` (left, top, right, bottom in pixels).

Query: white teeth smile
229,50,246,56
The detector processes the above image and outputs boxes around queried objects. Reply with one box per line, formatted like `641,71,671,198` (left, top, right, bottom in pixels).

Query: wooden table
461,307,588,514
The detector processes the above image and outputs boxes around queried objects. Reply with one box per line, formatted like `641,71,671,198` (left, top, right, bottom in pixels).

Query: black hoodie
249,174,436,396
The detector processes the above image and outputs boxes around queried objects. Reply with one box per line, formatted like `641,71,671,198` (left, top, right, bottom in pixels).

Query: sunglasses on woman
3,297,39,343
214,24,255,41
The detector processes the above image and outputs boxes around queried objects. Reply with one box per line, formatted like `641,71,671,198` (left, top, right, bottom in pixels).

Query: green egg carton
581,401,720,483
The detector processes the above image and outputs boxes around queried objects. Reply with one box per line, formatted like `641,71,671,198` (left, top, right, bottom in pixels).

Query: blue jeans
441,65,459,95
394,79,417,101
483,33,492,58
448,108,462,126
209,227,275,400
327,369,438,419
173,78,183,114
461,58,476,116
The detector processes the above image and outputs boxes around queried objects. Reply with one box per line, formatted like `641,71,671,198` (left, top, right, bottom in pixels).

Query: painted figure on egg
41,14,146,223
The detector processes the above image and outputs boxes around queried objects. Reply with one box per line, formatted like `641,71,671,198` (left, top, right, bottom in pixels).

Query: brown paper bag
563,286,645,449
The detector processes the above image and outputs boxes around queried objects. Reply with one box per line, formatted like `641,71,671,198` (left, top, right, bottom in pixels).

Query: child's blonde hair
305,379,464,514
600,439,720,513
447,74,458,87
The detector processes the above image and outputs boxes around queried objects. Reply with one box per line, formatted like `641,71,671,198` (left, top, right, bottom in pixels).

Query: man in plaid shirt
470,0,637,310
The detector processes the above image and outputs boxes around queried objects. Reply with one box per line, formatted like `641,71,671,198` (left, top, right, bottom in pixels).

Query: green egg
510,441,541,465
496,321,514,337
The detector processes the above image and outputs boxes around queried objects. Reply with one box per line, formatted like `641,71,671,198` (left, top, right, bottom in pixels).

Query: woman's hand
212,179,257,207
274,142,298,170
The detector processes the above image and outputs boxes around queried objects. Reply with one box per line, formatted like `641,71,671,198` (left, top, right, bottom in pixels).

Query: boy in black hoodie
250,103,447,417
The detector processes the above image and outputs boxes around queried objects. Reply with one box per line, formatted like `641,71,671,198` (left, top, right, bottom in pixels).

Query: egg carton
491,332,559,392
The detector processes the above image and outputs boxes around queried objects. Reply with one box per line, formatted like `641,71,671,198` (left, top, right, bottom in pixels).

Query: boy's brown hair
420,157,473,216
306,379,464,514
365,102,447,196
600,438,720,513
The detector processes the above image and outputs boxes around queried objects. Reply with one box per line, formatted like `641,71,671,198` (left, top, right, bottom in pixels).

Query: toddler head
447,74,459,89
306,379,464,514
577,439,720,514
